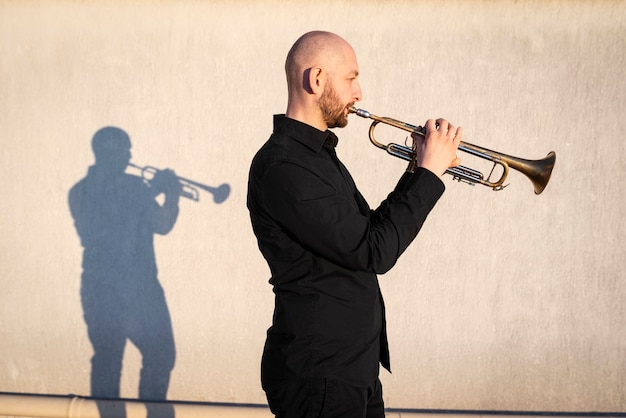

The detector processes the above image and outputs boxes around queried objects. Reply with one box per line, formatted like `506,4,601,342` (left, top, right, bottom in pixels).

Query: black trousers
264,377,385,418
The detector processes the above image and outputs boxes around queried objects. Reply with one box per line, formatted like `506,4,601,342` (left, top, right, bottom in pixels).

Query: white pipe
0,393,272,418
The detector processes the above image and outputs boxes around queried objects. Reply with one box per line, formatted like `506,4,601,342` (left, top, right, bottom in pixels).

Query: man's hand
411,118,463,177
151,169,183,197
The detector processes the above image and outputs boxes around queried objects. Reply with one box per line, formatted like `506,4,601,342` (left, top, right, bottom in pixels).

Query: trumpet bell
198,183,230,204
510,151,556,195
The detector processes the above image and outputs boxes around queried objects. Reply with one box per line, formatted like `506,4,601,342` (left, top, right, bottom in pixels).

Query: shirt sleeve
262,161,445,274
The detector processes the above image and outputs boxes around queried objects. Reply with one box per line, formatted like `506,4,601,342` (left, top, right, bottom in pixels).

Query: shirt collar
273,114,339,153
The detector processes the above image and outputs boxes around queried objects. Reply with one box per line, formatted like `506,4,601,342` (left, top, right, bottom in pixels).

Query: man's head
91,126,132,173
284,31,362,130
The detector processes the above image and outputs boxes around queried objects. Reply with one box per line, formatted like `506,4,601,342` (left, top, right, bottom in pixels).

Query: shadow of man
69,127,181,417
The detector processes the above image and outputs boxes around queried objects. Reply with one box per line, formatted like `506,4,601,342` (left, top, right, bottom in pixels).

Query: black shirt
247,115,445,388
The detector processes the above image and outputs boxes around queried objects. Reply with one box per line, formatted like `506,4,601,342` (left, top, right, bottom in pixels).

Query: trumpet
128,163,230,204
349,107,556,195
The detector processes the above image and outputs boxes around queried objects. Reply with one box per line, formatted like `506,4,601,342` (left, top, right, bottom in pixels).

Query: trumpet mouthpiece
349,107,370,118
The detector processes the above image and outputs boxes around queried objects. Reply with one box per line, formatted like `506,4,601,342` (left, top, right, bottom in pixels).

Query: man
69,127,180,417
247,31,462,417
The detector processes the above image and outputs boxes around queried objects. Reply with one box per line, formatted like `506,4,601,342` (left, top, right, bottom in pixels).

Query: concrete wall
1,0,625,413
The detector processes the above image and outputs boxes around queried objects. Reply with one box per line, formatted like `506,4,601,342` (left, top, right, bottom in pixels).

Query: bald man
247,31,462,417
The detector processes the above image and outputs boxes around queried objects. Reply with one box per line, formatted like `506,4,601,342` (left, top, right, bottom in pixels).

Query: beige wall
1,0,625,413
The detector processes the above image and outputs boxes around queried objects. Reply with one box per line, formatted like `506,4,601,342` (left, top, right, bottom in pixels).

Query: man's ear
306,66,325,94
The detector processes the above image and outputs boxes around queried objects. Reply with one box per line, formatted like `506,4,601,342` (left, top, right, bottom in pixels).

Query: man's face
319,46,362,129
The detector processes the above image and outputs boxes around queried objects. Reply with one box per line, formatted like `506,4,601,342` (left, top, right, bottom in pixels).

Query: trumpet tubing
349,107,556,195
128,163,230,203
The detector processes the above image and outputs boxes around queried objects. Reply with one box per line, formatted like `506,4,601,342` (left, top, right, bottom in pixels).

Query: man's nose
353,83,362,102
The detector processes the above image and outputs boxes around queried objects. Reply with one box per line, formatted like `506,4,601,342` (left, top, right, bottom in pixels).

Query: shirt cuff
406,167,446,203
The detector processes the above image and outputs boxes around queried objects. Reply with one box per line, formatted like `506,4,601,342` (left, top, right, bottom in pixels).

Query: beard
319,81,351,129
